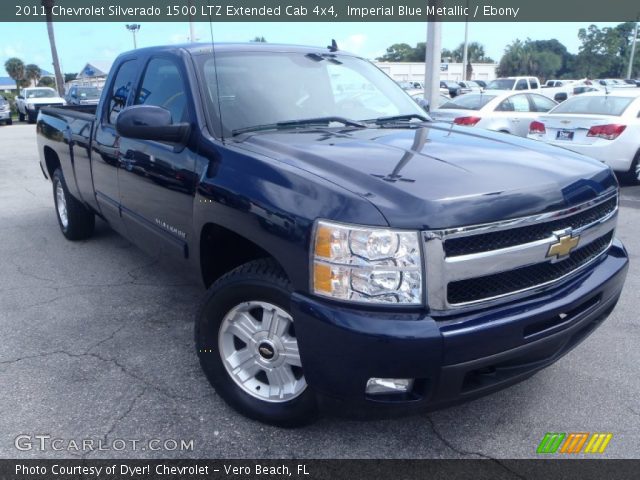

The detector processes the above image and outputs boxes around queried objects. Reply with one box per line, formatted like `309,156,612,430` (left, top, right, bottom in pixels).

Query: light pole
627,22,638,79
126,24,141,49
461,0,469,81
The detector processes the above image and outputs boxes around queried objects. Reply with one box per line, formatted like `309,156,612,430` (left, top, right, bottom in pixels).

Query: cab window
135,58,188,123
106,60,137,124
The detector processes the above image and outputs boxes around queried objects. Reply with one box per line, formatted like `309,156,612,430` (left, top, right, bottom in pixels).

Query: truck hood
237,123,617,229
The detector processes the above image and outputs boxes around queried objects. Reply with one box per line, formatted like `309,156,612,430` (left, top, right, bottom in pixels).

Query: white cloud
337,34,367,54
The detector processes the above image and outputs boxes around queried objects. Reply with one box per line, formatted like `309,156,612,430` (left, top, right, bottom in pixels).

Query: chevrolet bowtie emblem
547,233,580,259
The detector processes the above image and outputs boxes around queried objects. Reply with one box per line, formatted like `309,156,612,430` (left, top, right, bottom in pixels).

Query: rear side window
529,94,556,112
552,96,635,116
530,79,539,89
135,58,189,123
106,60,137,124
515,79,528,90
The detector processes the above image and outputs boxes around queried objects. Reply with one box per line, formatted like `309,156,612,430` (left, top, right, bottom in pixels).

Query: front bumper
291,239,628,416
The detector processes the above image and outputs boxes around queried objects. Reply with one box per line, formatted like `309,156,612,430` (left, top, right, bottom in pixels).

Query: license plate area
556,129,574,141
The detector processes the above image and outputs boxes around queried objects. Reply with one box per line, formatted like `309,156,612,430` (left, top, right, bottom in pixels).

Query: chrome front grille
423,190,618,313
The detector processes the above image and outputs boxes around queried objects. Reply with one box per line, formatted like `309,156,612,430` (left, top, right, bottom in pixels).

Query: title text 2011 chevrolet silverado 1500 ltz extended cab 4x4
37,43,628,426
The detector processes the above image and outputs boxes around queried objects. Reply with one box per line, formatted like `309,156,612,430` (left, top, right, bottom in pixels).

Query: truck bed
40,104,97,122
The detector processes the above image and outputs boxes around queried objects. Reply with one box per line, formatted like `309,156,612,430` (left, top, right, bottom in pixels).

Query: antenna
327,39,338,52
208,18,225,141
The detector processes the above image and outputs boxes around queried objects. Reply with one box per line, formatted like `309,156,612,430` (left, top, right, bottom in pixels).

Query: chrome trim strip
423,190,618,314
426,188,617,241
444,212,617,282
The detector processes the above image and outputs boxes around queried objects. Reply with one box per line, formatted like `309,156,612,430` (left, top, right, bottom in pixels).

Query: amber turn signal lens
313,262,332,293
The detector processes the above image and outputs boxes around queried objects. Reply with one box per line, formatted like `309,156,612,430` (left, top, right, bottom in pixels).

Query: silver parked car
430,91,558,137
0,96,11,125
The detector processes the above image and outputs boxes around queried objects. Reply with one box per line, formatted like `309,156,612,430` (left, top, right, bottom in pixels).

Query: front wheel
195,259,318,427
18,110,25,122
620,152,640,186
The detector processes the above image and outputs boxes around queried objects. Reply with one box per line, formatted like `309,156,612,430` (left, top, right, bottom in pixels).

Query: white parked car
527,90,640,184
16,87,66,123
485,76,541,92
430,91,557,137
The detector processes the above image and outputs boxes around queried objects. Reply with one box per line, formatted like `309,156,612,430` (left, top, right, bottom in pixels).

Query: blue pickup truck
36,43,628,426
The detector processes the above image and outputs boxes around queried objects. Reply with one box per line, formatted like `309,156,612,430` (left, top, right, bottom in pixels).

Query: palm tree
25,64,41,87
4,57,25,89
41,0,65,96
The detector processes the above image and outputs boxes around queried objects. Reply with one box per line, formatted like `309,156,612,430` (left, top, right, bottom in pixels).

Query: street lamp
628,22,638,80
126,24,141,49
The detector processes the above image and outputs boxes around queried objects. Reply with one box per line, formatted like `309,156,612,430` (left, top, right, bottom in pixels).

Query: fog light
365,378,414,395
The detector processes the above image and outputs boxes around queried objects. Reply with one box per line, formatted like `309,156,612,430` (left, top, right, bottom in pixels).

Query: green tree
4,57,25,88
38,77,55,87
250,36,267,42
497,38,562,79
64,73,78,83
41,0,65,96
377,43,416,62
25,64,41,87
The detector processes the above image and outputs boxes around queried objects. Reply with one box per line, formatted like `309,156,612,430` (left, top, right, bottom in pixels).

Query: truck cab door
92,59,138,234
117,56,197,261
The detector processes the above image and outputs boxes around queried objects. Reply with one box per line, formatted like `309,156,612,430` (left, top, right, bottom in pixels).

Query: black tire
18,111,25,122
6,118,12,125
52,168,95,240
195,259,318,427
27,111,36,124
619,152,640,186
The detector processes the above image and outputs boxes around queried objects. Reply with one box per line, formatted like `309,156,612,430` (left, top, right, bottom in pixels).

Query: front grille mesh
444,197,616,257
447,231,613,305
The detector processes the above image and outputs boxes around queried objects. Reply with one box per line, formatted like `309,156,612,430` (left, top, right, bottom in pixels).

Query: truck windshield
25,88,57,98
197,51,425,136
486,79,515,90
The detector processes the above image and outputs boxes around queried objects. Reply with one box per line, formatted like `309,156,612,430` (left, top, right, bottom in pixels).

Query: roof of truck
118,42,358,58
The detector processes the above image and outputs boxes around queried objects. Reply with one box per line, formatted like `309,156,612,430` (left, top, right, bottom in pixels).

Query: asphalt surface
1,124,639,460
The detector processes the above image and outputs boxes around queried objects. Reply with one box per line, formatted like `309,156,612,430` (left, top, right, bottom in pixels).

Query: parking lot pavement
1,123,639,460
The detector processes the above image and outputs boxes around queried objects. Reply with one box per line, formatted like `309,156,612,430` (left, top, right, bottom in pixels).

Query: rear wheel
196,259,317,427
52,168,95,240
18,110,24,122
6,118,12,125
27,111,36,124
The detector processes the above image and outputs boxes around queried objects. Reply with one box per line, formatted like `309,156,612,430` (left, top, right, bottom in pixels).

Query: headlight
311,220,423,305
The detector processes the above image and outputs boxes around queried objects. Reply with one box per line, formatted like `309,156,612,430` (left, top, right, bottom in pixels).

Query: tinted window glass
552,96,635,116
439,94,496,110
199,52,423,136
135,58,188,123
530,79,539,89
529,94,556,112
515,79,528,90
107,60,136,124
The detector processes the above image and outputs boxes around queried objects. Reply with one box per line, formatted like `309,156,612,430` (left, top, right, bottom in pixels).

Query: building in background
0,77,17,93
375,62,498,83
69,61,112,90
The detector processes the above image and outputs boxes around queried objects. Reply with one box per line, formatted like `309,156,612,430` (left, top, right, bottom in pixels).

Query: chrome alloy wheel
55,181,68,228
635,161,640,182
218,301,306,403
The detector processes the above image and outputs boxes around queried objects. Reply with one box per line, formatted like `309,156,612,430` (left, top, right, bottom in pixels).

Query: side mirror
17,95,24,100
115,105,190,144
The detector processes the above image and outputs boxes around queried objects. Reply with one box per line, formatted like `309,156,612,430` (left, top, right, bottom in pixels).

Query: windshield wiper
373,114,430,126
231,116,366,136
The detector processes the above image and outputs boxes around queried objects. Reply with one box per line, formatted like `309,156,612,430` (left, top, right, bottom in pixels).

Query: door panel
92,59,137,231
118,57,197,260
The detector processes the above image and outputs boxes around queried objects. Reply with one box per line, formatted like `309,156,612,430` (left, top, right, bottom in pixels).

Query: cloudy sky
0,21,620,75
